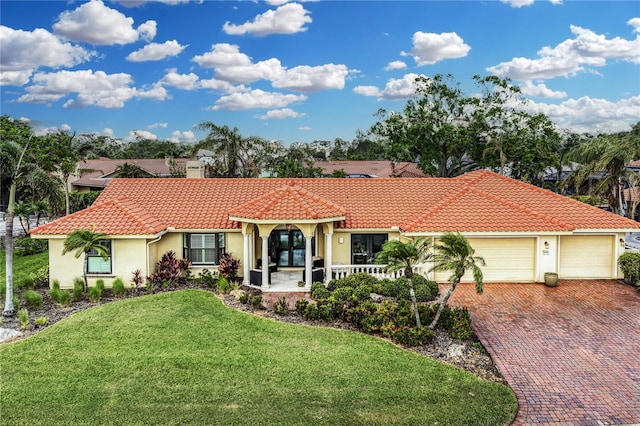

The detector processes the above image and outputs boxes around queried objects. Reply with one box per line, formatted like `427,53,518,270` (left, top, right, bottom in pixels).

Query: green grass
0,290,517,425
0,250,49,289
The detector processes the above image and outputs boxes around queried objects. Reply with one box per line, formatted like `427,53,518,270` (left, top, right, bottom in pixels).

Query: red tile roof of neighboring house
33,170,640,236
72,158,188,189
315,160,429,178
229,183,346,221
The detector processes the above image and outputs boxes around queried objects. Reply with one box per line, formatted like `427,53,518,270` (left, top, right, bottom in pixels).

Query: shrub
315,300,334,321
380,324,435,347
303,302,320,320
342,272,378,289
88,286,101,303
95,279,105,294
72,278,84,301
34,316,48,327
412,275,439,300
238,291,250,304
112,277,126,297
217,276,231,294
18,308,29,330
353,284,372,302
294,298,309,316
332,286,354,303
15,236,48,256
147,251,191,289
380,278,405,298
344,300,377,329
199,269,217,288
20,276,35,289
250,295,263,309
441,306,473,340
218,253,240,280
30,266,49,289
23,290,43,310
50,289,70,307
310,281,325,293
618,252,640,285
311,286,330,300
51,279,60,290
131,269,144,289
273,297,289,316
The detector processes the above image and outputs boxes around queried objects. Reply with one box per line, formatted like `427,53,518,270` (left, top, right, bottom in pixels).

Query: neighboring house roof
71,158,188,189
624,187,639,202
32,170,640,236
315,161,428,178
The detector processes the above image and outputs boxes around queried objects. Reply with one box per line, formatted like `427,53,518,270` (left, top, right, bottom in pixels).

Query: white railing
331,264,429,280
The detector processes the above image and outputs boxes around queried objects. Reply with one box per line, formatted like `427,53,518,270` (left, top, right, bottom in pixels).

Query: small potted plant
544,272,558,287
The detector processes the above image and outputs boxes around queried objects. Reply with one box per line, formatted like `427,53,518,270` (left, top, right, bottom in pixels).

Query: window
184,233,225,265
351,234,388,264
87,240,112,274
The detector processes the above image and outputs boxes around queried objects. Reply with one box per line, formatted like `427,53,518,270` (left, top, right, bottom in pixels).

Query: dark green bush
418,304,474,340
344,300,377,329
250,295,263,309
199,269,217,288
303,302,320,320
295,298,309,316
15,236,48,256
380,278,405,298
310,281,325,293
112,277,126,297
72,278,84,301
23,290,43,310
332,286,354,303
56,290,71,307
273,297,289,316
353,284,372,302
20,276,35,289
342,272,379,289
95,279,105,294
88,286,101,303
217,276,231,294
618,252,640,284
238,291,250,304
311,286,330,300
380,324,435,347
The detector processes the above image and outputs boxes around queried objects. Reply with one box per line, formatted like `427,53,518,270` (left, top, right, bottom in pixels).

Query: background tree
375,237,433,327
429,232,485,329
191,122,263,177
273,143,324,178
113,163,153,178
62,228,110,291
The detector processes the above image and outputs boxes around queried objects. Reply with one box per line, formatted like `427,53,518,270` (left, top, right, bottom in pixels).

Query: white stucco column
243,233,250,286
324,232,333,285
305,236,313,288
261,235,270,288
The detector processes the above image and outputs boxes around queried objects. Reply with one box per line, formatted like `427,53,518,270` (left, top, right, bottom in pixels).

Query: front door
270,229,305,267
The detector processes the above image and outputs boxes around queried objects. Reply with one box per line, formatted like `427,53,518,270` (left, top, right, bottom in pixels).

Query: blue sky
1,0,639,145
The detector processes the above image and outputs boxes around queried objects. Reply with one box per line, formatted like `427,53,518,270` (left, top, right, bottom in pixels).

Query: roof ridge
114,197,166,234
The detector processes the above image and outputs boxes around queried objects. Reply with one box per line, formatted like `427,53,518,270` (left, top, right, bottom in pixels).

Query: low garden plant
23,290,43,310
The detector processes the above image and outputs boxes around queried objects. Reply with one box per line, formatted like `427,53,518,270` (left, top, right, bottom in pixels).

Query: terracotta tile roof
314,160,429,177
33,170,640,236
229,183,346,221
32,197,166,236
72,158,188,189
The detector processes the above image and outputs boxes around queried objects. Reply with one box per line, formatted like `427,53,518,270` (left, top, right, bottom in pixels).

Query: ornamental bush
23,290,43,310
618,252,640,285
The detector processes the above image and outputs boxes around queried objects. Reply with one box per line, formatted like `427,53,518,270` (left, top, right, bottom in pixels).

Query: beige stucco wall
49,238,149,289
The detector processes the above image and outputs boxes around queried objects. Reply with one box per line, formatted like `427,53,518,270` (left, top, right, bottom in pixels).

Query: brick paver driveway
449,280,639,425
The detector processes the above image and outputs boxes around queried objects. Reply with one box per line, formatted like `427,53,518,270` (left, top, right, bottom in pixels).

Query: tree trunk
82,252,89,291
3,184,17,317
429,278,460,329
407,277,421,327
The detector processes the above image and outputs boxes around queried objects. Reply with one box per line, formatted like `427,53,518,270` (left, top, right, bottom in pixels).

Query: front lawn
0,290,517,425
0,249,48,289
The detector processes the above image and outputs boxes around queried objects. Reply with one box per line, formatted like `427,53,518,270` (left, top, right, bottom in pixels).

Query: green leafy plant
217,276,231,294
88,286,101,303
147,251,191,289
23,290,43,310
72,277,85,301
380,324,435,347
95,278,105,294
30,266,50,289
311,285,330,300
250,295,263,309
273,297,289,316
18,308,29,330
618,252,640,285
199,269,217,288
112,277,126,297
294,298,309,316
238,291,250,304
20,276,35,289
34,316,49,327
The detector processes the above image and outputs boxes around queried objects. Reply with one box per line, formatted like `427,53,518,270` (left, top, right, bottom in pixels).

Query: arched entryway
269,226,313,268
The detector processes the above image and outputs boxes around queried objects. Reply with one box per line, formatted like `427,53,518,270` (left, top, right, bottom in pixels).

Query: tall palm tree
429,232,485,330
62,228,110,291
375,237,433,327
191,122,262,177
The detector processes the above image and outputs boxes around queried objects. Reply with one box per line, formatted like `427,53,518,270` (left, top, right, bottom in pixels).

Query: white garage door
434,238,535,283
560,235,614,278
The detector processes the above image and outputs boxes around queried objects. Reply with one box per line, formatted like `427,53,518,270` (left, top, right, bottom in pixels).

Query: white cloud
212,89,307,111
60,124,72,132
148,122,168,129
487,24,640,81
519,81,567,99
169,130,196,143
401,31,471,66
354,73,423,100
0,26,94,86
299,126,312,131
129,129,157,141
102,128,114,137
127,40,186,62
630,17,640,33
193,43,282,84
256,108,306,120
160,69,199,90
527,95,640,134
222,3,312,37
115,0,190,6
500,0,535,8
384,60,407,71
135,83,169,101
53,0,156,45
199,78,244,93
272,64,348,92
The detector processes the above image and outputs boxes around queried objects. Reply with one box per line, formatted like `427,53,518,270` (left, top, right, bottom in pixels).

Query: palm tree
62,228,110,291
429,232,485,330
191,122,262,177
375,237,433,327
113,163,152,178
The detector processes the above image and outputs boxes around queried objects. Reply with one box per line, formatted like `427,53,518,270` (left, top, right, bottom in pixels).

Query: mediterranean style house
32,165,639,291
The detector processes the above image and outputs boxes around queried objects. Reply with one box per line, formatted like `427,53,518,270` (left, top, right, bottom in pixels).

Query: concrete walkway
449,280,639,425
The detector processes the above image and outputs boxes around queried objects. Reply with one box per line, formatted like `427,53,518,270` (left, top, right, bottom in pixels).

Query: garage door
560,235,614,278
434,238,535,283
